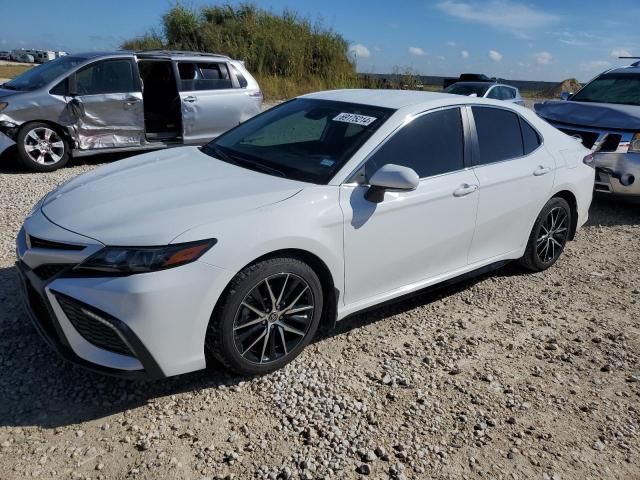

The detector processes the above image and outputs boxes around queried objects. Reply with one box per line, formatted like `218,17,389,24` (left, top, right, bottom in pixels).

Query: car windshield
444,84,490,97
570,74,640,106
204,98,394,184
3,56,84,91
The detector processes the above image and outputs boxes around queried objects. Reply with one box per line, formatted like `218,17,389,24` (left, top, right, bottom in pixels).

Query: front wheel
519,197,572,272
16,122,69,172
206,257,323,376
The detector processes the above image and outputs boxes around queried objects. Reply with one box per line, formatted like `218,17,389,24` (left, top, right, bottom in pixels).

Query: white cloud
611,48,632,58
435,1,560,33
559,38,589,47
348,43,371,58
447,41,456,47
408,46,426,56
437,55,446,60
488,50,503,62
460,49,469,59
535,51,552,65
580,60,610,71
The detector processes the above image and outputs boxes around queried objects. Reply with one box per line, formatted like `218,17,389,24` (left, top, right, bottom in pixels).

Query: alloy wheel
536,206,569,264
232,273,315,365
23,127,65,165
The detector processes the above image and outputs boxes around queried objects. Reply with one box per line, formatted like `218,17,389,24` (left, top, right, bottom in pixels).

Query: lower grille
599,134,622,152
55,295,134,357
25,281,58,340
33,263,74,281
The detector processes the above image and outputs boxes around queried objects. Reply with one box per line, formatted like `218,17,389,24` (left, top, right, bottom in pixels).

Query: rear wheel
206,257,323,375
519,197,571,272
16,122,69,172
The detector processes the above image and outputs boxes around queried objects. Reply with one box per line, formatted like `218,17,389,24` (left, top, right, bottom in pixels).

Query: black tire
206,257,324,376
16,122,69,172
519,197,572,272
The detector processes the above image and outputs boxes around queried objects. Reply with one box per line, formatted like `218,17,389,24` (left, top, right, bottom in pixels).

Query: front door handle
184,95,198,103
124,96,141,106
453,183,478,197
533,166,551,176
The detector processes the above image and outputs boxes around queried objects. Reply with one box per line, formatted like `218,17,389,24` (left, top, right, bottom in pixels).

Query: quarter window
472,107,523,164
75,60,136,95
520,117,541,154
230,64,248,88
366,107,464,179
178,62,233,91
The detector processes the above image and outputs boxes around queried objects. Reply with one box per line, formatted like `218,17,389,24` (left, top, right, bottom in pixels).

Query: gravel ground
0,145,639,480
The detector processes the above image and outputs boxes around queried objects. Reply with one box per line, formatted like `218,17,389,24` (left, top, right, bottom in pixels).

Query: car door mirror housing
365,164,420,202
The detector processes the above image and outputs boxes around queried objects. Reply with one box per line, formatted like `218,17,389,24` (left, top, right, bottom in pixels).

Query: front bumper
593,152,640,196
17,211,235,379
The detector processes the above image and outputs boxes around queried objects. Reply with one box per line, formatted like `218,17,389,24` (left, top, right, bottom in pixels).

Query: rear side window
472,107,523,164
520,117,541,154
503,87,516,99
75,59,136,95
366,107,464,179
231,64,248,88
178,62,233,91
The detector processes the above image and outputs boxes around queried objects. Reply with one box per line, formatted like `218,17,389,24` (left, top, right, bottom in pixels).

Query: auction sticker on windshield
332,113,377,126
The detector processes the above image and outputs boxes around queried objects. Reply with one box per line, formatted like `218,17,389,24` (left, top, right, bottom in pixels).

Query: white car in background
445,81,524,105
17,90,594,379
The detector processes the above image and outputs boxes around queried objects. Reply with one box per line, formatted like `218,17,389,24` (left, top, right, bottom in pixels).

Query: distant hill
541,78,582,98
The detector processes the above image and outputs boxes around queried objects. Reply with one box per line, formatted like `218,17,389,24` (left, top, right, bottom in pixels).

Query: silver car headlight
74,239,217,275
628,133,640,153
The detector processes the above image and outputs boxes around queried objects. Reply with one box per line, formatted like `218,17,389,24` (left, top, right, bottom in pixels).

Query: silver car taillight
583,153,595,168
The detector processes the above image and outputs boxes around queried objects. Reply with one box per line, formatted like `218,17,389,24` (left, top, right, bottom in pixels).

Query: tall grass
122,3,359,100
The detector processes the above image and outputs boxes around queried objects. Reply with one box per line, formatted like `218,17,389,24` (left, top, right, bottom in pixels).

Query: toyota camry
16,90,595,378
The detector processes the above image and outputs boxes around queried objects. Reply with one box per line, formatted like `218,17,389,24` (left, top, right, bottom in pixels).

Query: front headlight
628,133,640,153
75,239,217,275
0,102,8,112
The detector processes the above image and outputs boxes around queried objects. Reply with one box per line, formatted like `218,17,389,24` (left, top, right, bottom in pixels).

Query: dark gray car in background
535,60,640,197
0,50,262,171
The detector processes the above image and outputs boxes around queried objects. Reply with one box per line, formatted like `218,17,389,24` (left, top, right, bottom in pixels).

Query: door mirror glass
560,91,572,101
365,164,419,202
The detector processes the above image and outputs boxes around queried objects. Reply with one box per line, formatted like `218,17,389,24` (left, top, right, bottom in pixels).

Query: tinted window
49,78,67,96
178,62,233,91
472,107,523,164
231,64,248,88
503,87,516,99
366,108,464,179
486,87,500,99
570,74,640,106
520,117,541,154
75,60,135,95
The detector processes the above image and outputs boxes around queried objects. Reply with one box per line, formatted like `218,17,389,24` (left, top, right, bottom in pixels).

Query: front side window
178,62,233,91
205,98,393,184
75,59,136,95
570,74,640,106
365,107,465,179
472,107,524,164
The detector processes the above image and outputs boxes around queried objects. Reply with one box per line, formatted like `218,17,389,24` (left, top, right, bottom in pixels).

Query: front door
176,61,254,144
71,58,144,150
340,107,480,305
467,106,555,263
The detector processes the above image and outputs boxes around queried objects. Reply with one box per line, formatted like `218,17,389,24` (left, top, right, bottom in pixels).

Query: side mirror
560,91,572,101
365,164,419,203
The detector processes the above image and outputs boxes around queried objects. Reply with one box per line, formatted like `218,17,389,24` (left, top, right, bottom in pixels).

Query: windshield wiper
1,84,18,90
207,144,286,178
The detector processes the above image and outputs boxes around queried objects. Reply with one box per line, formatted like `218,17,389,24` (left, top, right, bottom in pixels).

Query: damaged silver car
535,60,640,197
0,50,262,171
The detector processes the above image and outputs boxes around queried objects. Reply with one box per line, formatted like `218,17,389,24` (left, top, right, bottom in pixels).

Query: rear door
176,61,256,143
71,58,144,149
467,106,554,263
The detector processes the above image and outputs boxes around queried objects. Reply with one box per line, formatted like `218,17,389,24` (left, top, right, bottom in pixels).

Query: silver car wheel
232,273,315,365
536,206,569,263
23,127,65,165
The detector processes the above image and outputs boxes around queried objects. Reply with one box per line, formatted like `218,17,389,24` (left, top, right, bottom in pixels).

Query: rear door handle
453,183,478,197
184,95,198,103
533,166,551,176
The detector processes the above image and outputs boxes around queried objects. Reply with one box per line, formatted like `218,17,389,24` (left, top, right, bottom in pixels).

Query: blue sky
2,0,640,82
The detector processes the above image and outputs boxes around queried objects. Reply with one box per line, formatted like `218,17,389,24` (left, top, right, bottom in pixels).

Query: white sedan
16,90,595,378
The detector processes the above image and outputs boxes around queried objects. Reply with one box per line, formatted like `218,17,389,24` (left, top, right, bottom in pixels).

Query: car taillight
583,153,595,168
629,133,640,153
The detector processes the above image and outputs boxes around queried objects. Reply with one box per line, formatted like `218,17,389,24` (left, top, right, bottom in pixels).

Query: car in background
442,73,496,89
13,53,35,63
445,81,524,105
16,89,594,379
0,51,10,60
535,60,640,197
0,50,262,171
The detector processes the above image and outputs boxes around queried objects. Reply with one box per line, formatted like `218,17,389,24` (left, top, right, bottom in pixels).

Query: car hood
0,87,19,99
535,100,640,130
41,147,306,245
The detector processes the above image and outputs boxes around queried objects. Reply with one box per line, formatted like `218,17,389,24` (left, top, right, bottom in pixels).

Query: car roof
70,50,233,62
601,65,640,75
300,89,467,109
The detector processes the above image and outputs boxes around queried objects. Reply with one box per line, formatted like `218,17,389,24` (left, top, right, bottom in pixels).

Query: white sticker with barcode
332,113,377,126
